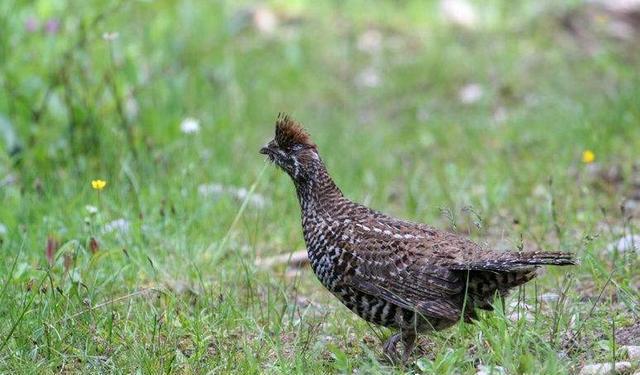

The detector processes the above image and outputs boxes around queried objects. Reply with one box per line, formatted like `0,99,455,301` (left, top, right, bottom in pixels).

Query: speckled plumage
260,114,577,362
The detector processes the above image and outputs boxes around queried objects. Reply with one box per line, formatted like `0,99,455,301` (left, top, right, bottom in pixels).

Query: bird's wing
338,232,465,322
349,275,463,322
345,211,563,271
340,218,575,318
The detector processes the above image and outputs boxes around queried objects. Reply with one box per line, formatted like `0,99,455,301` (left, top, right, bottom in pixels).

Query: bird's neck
293,161,343,214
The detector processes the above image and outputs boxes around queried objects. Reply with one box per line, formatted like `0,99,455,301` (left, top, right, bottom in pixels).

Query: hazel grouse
260,114,576,363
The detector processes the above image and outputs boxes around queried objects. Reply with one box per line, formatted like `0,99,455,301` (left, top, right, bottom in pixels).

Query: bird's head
260,114,319,181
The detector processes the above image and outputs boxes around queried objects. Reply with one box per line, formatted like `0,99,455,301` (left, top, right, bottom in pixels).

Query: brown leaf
46,235,58,266
617,321,640,345
89,237,100,254
63,253,73,273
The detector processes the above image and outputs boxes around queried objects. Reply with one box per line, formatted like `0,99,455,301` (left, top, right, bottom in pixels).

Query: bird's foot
382,331,417,365
401,331,416,364
382,333,402,364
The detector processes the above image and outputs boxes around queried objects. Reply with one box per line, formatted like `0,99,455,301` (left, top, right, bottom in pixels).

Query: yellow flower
91,179,107,190
581,150,595,164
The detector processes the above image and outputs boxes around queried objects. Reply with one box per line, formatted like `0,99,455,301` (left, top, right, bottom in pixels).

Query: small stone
507,311,534,322
493,106,508,123
255,250,308,268
623,199,639,213
579,362,633,375
532,184,548,198
539,293,560,303
0,173,17,187
623,345,640,360
476,364,506,375
606,235,640,254
616,322,640,345
596,0,640,13
507,301,534,322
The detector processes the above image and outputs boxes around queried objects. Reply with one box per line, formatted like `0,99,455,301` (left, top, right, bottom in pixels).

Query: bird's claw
382,333,402,364
382,331,417,365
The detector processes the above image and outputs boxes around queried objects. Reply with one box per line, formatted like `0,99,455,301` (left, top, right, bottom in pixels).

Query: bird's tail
451,251,578,272
508,251,577,266
456,251,576,317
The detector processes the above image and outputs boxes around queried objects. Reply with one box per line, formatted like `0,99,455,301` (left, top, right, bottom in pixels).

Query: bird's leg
401,330,417,363
382,332,402,363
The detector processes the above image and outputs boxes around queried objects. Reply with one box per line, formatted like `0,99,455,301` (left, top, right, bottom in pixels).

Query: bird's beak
260,144,277,163
260,141,277,155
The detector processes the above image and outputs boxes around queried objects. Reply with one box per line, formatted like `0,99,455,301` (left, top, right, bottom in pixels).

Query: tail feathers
460,268,538,320
506,251,578,266
450,251,578,272
462,269,537,300
452,251,576,319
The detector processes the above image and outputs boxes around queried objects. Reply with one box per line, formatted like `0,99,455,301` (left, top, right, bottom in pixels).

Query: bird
260,113,577,363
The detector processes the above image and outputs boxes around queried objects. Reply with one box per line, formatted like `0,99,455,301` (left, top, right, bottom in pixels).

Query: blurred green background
1,0,639,373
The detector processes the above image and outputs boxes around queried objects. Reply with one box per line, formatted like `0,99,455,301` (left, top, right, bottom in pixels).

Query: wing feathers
350,277,461,322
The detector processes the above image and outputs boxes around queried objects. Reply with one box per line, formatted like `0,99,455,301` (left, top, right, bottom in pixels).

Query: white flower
103,218,130,234
253,6,277,35
0,223,7,236
355,67,382,88
180,117,201,134
357,29,383,54
441,0,478,29
102,32,120,42
85,205,99,215
198,183,225,196
198,183,269,209
125,92,139,121
458,83,484,104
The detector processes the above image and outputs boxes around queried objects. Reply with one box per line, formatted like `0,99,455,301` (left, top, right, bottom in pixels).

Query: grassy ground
1,0,640,373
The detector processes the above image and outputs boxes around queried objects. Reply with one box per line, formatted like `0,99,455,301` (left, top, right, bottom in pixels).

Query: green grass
1,0,639,373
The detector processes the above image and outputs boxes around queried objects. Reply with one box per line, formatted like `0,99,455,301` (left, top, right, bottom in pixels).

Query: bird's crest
275,113,315,148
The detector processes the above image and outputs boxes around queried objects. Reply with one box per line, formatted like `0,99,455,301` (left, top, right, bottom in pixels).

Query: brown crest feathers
275,113,315,148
